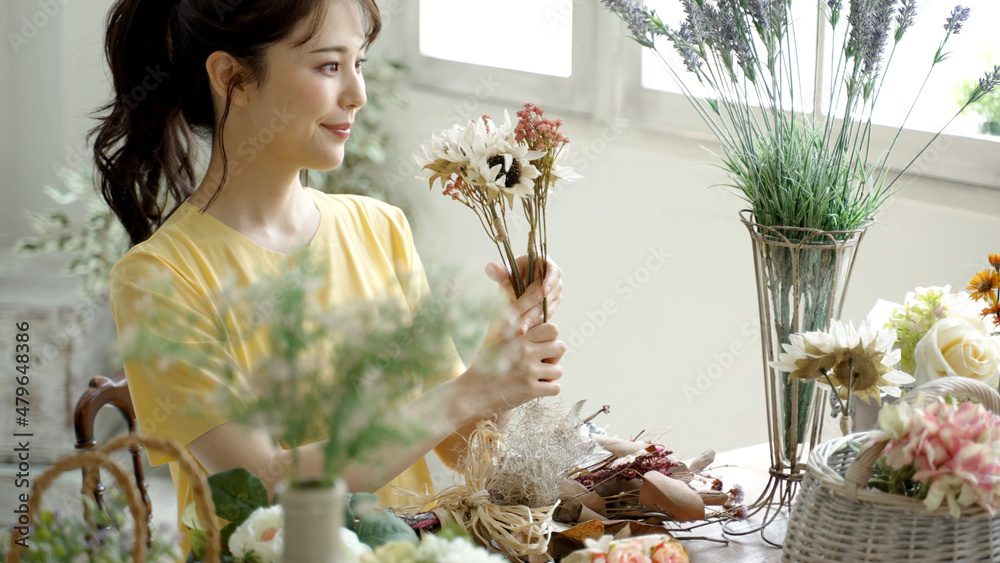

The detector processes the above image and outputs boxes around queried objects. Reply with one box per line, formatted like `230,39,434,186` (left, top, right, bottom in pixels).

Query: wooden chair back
73,369,154,535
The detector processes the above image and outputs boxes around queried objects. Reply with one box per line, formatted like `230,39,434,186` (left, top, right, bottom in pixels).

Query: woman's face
239,0,368,174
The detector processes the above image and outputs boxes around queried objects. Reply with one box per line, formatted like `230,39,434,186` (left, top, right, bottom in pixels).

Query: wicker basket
783,377,1000,562
5,434,220,563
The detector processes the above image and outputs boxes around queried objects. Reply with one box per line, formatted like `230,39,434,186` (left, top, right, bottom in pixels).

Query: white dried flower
771,319,914,404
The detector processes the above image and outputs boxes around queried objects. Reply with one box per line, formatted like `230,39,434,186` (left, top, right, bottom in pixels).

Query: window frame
399,1,1000,191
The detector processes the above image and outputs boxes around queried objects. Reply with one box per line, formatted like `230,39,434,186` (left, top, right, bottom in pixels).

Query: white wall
0,5,8,234
389,87,1000,461
1,0,113,246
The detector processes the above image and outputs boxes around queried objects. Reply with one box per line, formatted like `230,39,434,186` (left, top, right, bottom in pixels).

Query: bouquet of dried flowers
394,404,747,559
771,319,915,434
403,401,591,560
601,0,1000,232
537,404,746,559
414,103,578,318
866,394,1000,518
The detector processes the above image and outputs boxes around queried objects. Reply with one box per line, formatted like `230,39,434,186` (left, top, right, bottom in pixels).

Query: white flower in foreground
771,320,914,404
452,110,538,200
338,528,371,562
913,316,1000,387
415,534,508,563
414,123,471,179
468,142,541,200
549,146,583,183
229,506,284,563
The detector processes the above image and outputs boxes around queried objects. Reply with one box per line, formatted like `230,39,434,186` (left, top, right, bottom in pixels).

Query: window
845,0,1000,137
402,1,1000,189
629,0,1000,187
401,0,597,114
418,0,573,78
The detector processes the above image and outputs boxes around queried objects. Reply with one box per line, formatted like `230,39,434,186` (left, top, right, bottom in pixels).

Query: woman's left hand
485,255,563,333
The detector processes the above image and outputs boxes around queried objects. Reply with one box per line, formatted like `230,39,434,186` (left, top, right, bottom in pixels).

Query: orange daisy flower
969,269,1000,302
990,253,1000,268
983,301,1000,327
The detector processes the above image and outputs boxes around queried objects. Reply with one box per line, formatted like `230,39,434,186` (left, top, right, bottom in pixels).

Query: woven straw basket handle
843,377,1000,502
5,434,220,563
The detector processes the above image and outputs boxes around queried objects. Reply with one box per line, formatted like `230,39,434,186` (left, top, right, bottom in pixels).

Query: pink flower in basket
871,396,1000,518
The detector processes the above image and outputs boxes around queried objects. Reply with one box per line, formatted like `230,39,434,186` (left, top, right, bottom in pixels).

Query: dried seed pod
592,434,653,458
698,491,730,506
558,479,607,517
684,450,715,472
638,471,705,522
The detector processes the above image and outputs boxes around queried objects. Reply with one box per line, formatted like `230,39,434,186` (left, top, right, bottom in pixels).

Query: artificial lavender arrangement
604,0,1000,486
602,0,1000,232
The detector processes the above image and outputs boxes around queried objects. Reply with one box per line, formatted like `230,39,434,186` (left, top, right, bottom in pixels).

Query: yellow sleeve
381,204,467,384
109,251,240,465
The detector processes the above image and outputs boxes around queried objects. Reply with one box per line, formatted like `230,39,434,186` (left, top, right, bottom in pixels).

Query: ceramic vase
280,479,346,563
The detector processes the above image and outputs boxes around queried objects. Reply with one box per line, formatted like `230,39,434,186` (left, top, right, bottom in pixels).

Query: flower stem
820,367,847,420
489,206,525,298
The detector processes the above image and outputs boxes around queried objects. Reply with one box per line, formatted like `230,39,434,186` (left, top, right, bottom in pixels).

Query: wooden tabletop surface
679,442,788,562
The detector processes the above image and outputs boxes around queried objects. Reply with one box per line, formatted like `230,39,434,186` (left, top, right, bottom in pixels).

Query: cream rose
913,317,1000,387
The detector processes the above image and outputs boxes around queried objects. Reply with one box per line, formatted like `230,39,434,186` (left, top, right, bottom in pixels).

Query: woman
92,0,566,542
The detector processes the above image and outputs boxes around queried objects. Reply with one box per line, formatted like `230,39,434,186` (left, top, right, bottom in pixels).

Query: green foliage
124,251,486,488
12,166,129,299
0,490,182,562
355,510,418,548
206,469,271,547
886,288,947,374
605,0,999,231
853,441,929,500
956,79,1000,134
345,492,380,531
721,119,890,233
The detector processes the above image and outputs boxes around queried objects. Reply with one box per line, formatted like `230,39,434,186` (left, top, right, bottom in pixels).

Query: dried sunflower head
771,319,914,404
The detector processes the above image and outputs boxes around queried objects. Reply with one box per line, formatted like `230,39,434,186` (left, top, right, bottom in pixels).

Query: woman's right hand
459,319,566,421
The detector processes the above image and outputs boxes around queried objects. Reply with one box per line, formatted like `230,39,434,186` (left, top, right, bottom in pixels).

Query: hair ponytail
91,0,197,247
91,0,382,247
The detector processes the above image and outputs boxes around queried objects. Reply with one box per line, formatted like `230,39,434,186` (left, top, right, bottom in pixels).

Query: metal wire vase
728,210,869,545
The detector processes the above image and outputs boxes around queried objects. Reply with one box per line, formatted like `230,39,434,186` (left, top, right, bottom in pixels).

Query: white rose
913,317,1000,387
229,506,284,563
941,289,993,329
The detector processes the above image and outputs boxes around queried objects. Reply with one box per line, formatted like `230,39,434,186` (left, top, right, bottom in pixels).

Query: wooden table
679,442,789,562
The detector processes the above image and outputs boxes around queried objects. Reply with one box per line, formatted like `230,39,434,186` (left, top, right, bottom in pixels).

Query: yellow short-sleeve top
109,189,463,539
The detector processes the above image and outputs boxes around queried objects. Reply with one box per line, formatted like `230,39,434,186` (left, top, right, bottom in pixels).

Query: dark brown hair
91,0,381,246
